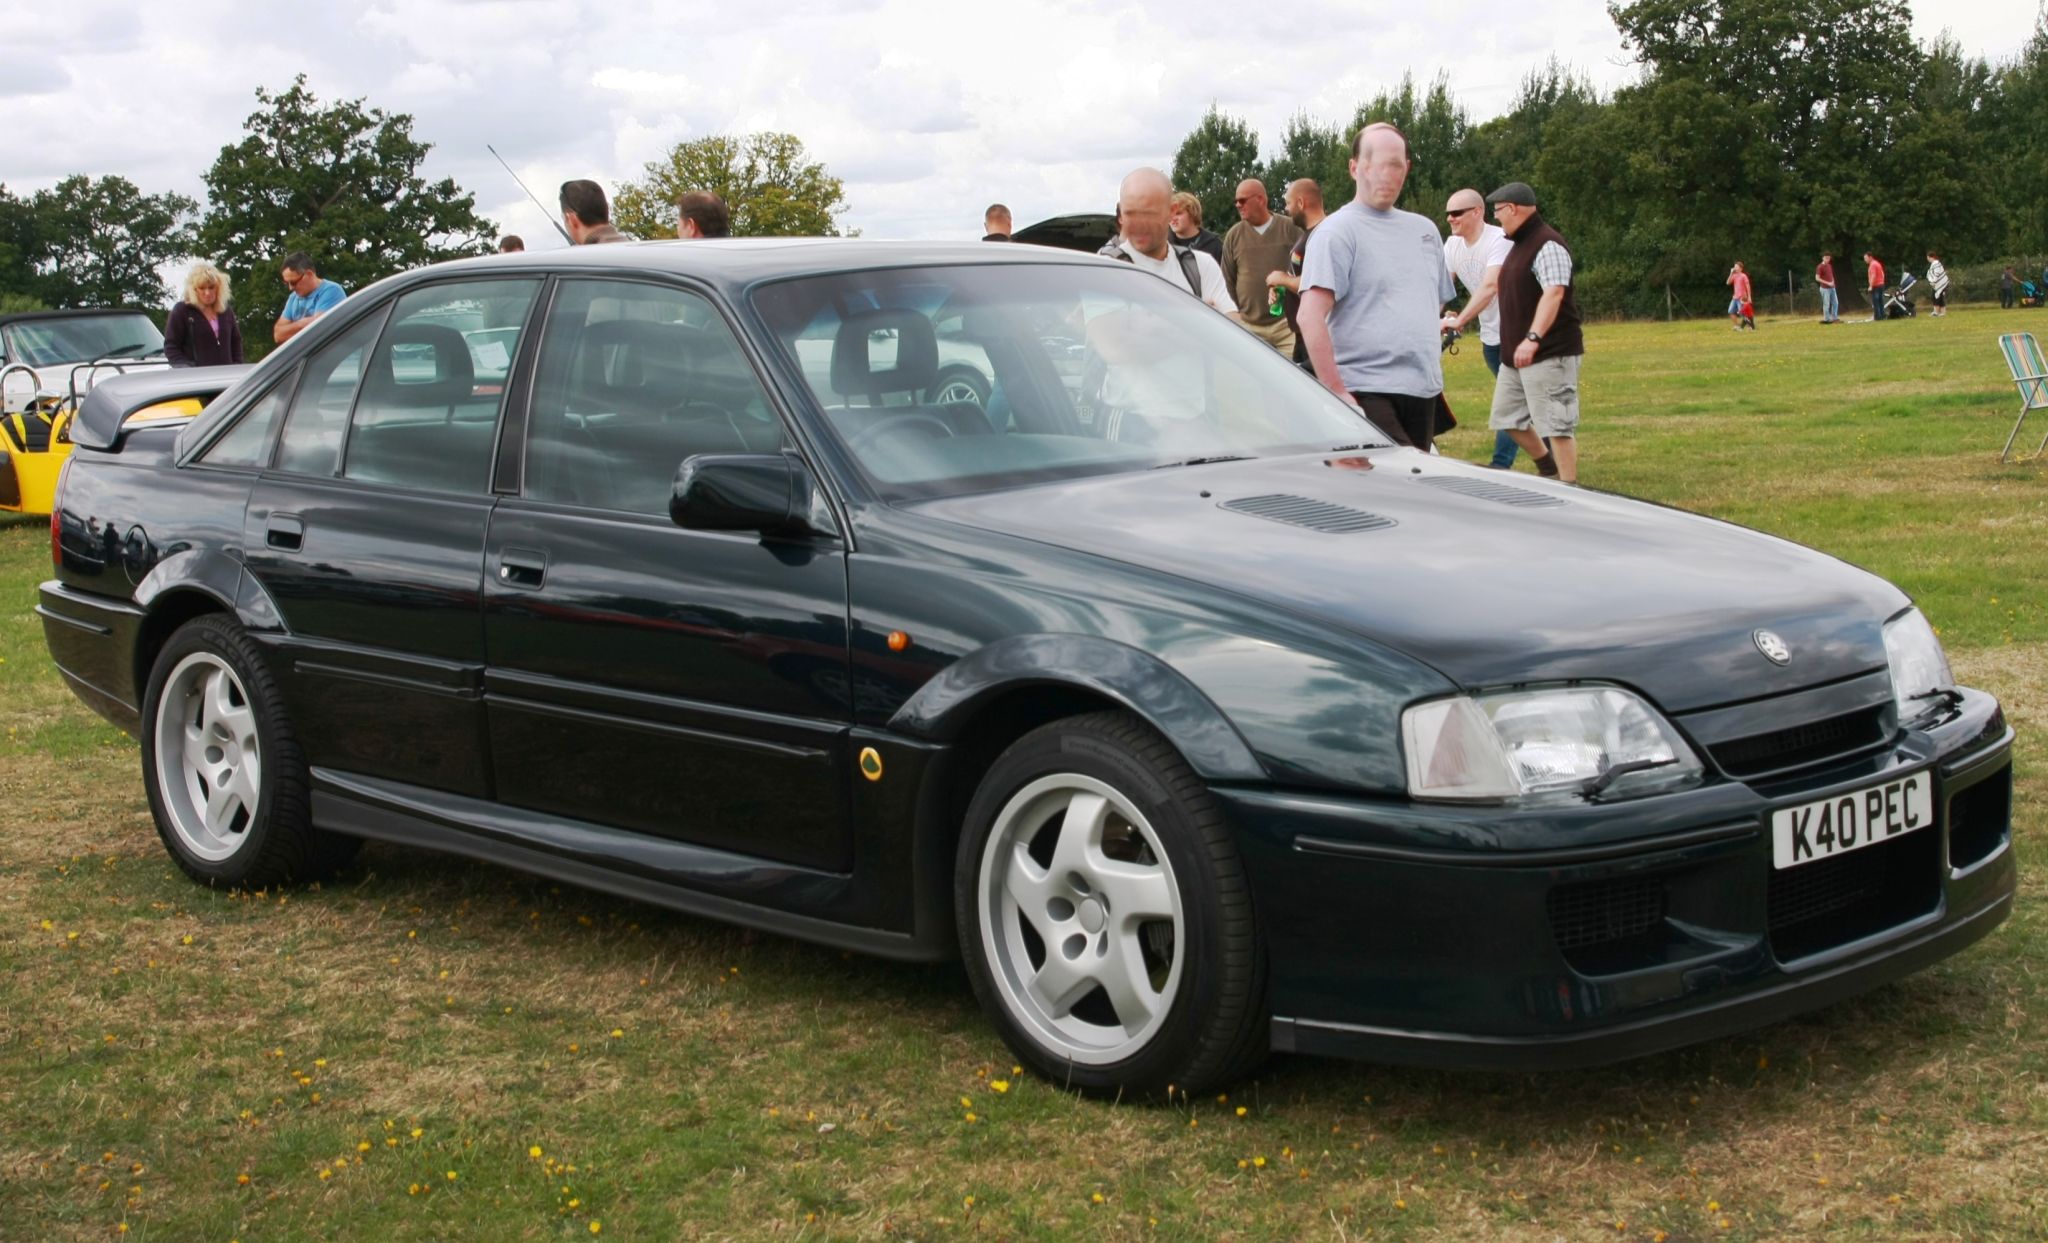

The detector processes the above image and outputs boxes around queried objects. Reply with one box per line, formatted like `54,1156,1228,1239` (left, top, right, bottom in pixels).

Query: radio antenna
488,144,573,245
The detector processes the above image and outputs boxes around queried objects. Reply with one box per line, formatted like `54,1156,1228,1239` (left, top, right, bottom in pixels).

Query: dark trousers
1351,391,1437,452
2003,286,2015,309
1870,289,1885,321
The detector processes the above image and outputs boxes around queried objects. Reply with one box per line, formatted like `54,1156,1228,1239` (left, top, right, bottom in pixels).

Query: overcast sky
2,0,2037,251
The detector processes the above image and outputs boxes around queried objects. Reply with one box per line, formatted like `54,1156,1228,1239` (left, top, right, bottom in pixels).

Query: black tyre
140,615,360,887
925,366,991,411
955,711,1267,1097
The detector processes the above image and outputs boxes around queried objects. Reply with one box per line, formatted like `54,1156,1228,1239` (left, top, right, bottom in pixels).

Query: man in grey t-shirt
1297,122,1458,451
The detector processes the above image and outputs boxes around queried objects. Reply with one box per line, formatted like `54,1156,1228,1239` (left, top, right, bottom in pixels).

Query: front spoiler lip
1269,888,2013,1071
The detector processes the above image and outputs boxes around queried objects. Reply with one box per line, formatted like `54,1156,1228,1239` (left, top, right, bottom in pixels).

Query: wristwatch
1525,331,1542,342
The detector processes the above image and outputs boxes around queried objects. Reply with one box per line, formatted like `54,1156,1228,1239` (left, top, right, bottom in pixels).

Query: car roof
394,238,1120,296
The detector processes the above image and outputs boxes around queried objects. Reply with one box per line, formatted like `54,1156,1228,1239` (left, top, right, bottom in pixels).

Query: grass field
1,305,2043,1241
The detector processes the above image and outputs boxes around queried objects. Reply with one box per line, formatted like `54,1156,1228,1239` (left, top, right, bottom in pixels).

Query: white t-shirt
1114,243,1238,315
1443,224,1512,346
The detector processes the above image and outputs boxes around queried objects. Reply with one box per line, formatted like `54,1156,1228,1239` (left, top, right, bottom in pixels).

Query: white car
0,309,169,411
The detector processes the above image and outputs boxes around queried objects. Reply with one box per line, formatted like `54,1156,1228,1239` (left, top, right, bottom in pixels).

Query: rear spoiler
70,366,254,450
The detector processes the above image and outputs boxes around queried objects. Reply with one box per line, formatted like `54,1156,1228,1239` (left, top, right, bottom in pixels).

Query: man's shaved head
1446,188,1484,213
1117,167,1175,259
1350,122,1412,210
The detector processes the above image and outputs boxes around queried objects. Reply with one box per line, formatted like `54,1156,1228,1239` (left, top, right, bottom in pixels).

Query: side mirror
670,453,828,536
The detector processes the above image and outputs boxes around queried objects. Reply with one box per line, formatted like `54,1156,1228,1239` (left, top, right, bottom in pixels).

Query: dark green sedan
38,240,2015,1096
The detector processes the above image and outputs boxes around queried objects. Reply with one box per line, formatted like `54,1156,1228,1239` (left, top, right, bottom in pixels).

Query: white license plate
1771,771,1932,870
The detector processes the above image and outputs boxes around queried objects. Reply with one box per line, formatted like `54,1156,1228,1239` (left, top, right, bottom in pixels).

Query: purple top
164,301,244,367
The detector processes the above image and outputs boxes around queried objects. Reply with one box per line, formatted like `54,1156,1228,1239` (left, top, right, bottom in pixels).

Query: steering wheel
844,412,955,454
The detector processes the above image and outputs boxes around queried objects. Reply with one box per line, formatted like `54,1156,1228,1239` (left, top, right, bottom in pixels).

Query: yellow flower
386,1138,398,1147
356,1142,371,1153
38,919,51,930
589,1224,602,1236
117,1225,129,1235
964,1112,978,1123
963,1196,975,1208
1011,1066,1021,1075
180,934,193,946
959,1096,972,1109
1707,1200,1720,1212
410,1128,423,1139
1091,1192,1105,1204
1252,1156,1266,1168
991,1080,1010,1093
1395,1198,1407,1210
569,1198,581,1208
446,1170,459,1181
610,1029,624,1039
409,1183,422,1196
313,1058,326,1068
530,1146,544,1159
318,1169,332,1181
309,1093,321,1104
68,930,80,941
236,1173,250,1186
1235,1106,1247,1117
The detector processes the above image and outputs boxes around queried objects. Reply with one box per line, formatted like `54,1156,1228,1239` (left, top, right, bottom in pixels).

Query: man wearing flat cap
1485,181,1582,484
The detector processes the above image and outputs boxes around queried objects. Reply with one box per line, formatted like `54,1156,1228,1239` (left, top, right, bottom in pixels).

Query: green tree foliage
1170,106,1263,235
613,133,849,240
1262,114,1350,208
1348,74,1483,214
198,77,494,355
0,177,197,309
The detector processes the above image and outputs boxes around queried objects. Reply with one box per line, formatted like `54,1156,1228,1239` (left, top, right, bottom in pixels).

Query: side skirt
310,768,955,963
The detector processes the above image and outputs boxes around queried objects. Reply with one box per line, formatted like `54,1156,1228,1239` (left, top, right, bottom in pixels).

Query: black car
39,240,2014,1096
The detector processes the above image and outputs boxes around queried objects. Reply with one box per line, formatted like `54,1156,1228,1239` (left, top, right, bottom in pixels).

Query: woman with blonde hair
164,261,244,366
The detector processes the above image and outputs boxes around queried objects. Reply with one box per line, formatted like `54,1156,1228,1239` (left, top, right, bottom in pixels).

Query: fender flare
886,634,1266,782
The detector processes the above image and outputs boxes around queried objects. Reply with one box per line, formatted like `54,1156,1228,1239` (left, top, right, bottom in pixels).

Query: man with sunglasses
273,251,347,346
1440,188,1517,469
1221,178,1303,355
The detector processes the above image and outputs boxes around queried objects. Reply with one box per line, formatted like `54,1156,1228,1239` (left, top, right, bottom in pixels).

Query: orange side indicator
886,630,910,652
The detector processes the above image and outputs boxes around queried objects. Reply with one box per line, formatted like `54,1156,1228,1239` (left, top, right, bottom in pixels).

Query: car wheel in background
956,711,1267,1097
141,615,360,887
925,366,991,410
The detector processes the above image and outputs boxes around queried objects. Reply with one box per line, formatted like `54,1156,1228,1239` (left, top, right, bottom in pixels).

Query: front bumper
1218,687,2016,1070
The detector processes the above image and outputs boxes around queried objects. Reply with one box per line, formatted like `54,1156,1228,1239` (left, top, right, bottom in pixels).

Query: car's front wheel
141,615,359,888
956,711,1266,1096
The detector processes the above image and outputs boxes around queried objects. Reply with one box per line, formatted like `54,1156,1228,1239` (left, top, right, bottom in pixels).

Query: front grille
1548,875,1668,972
1708,705,1890,778
1768,827,1939,961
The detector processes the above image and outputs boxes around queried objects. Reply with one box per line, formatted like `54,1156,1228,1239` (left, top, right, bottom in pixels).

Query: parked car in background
38,240,2015,1097
0,308,170,514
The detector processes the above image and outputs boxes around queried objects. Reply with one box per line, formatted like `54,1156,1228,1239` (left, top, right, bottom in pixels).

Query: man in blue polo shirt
273,251,347,345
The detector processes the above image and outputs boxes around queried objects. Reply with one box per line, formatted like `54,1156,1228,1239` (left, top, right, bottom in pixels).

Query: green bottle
1268,282,1284,318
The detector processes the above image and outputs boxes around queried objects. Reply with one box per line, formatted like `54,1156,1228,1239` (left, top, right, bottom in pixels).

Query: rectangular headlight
1403,686,1702,803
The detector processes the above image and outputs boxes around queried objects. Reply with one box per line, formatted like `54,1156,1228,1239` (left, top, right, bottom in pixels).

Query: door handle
496,548,547,589
266,515,304,551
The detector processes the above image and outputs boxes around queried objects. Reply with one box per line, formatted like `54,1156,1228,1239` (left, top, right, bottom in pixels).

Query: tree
1263,114,1350,209
613,133,849,240
0,178,196,310
1170,106,1262,236
1349,74,1482,214
198,77,495,355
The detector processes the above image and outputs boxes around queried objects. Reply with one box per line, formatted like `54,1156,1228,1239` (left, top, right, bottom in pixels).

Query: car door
241,276,544,797
482,276,853,871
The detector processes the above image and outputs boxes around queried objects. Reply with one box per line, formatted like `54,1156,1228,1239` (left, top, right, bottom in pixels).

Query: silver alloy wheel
932,376,986,408
977,773,1185,1066
152,651,263,863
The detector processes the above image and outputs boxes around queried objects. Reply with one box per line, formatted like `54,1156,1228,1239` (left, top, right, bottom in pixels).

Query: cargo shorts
1489,352,1581,439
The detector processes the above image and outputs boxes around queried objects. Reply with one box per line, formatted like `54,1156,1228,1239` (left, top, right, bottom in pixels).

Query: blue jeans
1870,289,1885,321
1820,286,1838,321
1482,341,1518,468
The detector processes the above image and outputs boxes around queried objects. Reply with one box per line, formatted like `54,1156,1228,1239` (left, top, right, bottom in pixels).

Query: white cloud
0,0,2034,253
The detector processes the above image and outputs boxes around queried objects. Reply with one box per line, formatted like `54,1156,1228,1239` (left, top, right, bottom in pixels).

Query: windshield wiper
1151,454,1255,470
95,343,152,359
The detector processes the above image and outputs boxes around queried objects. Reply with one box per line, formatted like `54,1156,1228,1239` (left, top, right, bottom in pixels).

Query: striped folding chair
1999,333,2048,462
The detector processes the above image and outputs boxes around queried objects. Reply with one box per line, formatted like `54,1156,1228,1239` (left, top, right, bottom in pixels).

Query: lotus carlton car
38,241,2015,1095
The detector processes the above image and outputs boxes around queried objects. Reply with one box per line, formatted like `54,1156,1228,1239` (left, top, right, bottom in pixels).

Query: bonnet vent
1220,493,1396,533
1415,475,1567,508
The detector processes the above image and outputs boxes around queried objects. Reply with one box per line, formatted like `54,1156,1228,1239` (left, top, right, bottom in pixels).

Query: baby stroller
2021,280,2044,308
1883,271,1917,319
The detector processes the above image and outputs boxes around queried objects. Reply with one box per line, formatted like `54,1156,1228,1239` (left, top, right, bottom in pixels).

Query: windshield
751,262,1389,500
3,313,165,368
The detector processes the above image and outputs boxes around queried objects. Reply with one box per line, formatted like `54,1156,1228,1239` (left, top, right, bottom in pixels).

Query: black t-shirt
1174,228,1224,264
1286,222,1316,362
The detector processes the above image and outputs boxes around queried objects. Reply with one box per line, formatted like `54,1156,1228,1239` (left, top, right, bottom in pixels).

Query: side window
198,371,295,467
342,279,540,493
523,280,786,515
272,310,386,476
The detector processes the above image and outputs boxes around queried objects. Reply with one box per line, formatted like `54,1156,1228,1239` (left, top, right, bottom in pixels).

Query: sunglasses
1445,206,1476,218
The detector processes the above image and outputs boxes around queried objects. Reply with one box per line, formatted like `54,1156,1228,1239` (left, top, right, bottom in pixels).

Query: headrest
365,322,475,408
580,318,691,391
830,309,938,396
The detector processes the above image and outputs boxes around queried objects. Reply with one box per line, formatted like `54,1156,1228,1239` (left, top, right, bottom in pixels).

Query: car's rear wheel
142,615,359,887
956,711,1266,1096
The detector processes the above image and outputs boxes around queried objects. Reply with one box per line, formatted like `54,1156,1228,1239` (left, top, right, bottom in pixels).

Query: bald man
1265,178,1328,368
1221,178,1302,354
1097,168,1235,314
1441,186,1518,468
1297,123,1457,451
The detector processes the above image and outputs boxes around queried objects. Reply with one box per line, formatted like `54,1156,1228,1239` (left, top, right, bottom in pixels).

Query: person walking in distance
1296,123,1458,451
1727,262,1754,330
1865,252,1886,321
1221,179,1303,355
1925,252,1949,317
1440,187,1516,467
1816,252,1839,323
1485,181,1582,483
